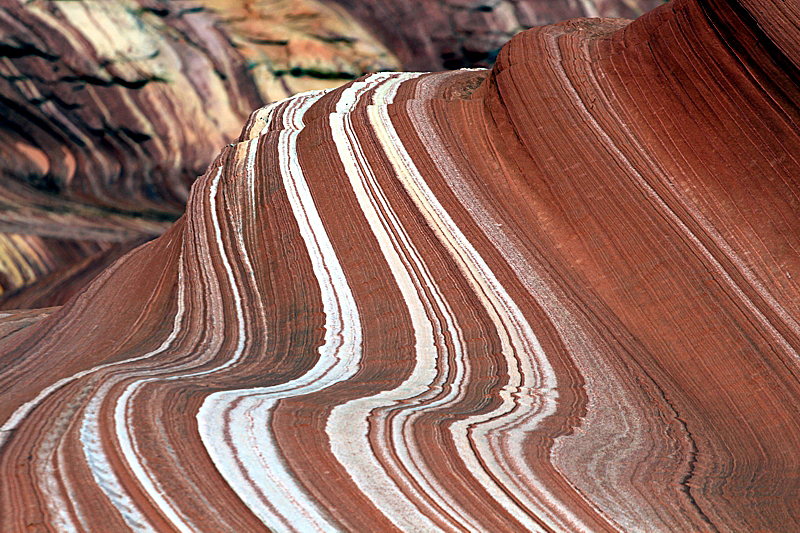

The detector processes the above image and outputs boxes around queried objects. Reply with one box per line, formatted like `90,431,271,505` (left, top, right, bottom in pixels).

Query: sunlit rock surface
198,0,401,101
2,0,800,530
0,0,398,307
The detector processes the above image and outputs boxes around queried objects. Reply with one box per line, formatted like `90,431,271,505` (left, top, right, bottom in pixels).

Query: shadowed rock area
328,0,665,70
2,0,800,530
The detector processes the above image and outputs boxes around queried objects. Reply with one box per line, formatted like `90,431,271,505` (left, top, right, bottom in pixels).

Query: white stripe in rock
406,93,602,532
367,86,558,531
327,72,492,532
197,87,363,532
102,164,248,533
77,249,187,531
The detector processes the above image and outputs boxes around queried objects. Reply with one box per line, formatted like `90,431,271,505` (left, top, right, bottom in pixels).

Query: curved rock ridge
327,0,664,71
2,0,800,531
0,0,399,310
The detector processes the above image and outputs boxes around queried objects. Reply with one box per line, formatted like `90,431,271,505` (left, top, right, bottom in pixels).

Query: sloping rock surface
198,0,401,102
0,0,398,307
0,236,148,309
329,0,665,70
2,0,800,530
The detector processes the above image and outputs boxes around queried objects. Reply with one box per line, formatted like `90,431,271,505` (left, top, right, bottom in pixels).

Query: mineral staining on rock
2,0,800,531
199,0,401,101
0,0,398,307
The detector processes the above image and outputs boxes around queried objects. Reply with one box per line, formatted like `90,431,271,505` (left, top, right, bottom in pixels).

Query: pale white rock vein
406,88,618,532
198,88,363,533
367,85,559,531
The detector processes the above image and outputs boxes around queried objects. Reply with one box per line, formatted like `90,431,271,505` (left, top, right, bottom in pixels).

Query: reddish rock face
0,0,262,215
328,0,665,70
0,236,148,309
0,0,657,308
0,0,399,308
1,0,800,531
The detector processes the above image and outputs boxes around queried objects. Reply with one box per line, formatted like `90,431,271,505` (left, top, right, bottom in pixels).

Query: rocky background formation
2,0,800,530
0,0,659,308
329,0,664,70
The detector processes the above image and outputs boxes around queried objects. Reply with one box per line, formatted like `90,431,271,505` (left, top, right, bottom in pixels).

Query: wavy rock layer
329,0,664,70
0,0,394,221
0,0,262,214
199,0,401,102
2,0,800,531
0,0,398,308
0,237,148,309
0,234,108,295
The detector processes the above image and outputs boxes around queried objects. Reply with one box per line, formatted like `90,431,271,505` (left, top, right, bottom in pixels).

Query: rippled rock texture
0,0,399,306
0,0,658,307
2,0,800,530
0,0,261,214
0,0,398,216
329,0,664,70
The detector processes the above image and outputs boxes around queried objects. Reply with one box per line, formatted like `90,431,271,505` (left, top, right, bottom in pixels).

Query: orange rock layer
2,0,800,531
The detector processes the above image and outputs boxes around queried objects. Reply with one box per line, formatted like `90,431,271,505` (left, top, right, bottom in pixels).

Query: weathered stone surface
0,237,147,309
0,0,398,307
0,0,262,214
328,0,665,70
0,0,397,217
198,0,400,102
2,0,800,531
0,306,58,343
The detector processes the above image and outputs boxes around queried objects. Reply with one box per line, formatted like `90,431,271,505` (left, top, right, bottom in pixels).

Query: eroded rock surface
0,0,398,306
1,0,800,530
0,0,660,307
329,0,665,70
198,0,401,101
0,0,262,214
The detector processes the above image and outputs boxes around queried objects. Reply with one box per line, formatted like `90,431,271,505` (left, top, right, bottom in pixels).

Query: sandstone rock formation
0,0,262,214
198,0,401,102
0,236,148,309
0,0,659,308
0,0,259,305
2,0,800,530
0,0,399,307
328,0,665,70
0,0,397,216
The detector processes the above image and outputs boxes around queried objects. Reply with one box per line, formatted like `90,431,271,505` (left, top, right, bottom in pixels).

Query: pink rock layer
1,0,800,531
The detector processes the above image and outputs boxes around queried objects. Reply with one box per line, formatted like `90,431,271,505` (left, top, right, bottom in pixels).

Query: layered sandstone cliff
0,0,399,306
0,0,662,308
1,0,800,530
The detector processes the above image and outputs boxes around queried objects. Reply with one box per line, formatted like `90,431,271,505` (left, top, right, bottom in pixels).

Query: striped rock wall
2,0,800,530
0,0,399,308
327,0,665,71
